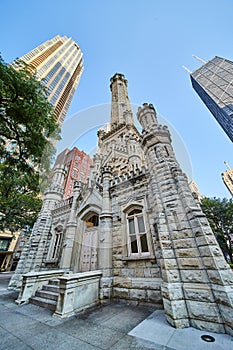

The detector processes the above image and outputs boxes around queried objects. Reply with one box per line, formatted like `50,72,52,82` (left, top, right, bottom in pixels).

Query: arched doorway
80,214,98,272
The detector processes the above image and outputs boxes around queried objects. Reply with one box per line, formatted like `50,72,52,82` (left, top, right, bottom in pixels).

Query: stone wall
110,176,163,306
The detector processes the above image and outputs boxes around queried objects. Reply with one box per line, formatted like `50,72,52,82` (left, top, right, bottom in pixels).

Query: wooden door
80,226,97,272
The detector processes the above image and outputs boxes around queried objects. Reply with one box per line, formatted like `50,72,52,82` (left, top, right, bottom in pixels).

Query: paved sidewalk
0,273,160,350
129,310,233,350
1,273,233,350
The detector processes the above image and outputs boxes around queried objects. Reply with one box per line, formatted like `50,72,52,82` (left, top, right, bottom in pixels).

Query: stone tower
137,102,233,335
10,73,233,336
9,165,66,288
110,73,134,127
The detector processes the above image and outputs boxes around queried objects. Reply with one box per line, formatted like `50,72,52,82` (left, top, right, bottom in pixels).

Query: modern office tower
53,147,93,199
13,35,84,124
190,56,233,142
222,162,233,196
188,179,203,202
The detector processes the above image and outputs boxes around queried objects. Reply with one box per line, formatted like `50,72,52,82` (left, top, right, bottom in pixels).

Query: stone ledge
122,255,155,262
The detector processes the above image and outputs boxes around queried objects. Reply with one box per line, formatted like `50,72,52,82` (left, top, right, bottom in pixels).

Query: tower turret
137,103,158,131
137,102,233,336
137,103,173,158
110,73,134,128
9,164,66,289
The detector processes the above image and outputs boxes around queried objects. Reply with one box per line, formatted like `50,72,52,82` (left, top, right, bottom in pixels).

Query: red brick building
53,147,93,199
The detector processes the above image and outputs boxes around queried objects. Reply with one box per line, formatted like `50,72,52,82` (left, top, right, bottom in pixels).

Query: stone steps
43,284,59,293
29,279,60,312
35,290,58,301
49,278,60,285
30,296,57,311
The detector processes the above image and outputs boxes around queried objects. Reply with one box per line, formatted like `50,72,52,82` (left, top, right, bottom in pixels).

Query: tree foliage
0,56,60,232
201,197,233,264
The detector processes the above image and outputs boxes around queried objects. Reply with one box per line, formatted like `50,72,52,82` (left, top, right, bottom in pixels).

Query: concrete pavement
0,273,233,350
129,310,233,350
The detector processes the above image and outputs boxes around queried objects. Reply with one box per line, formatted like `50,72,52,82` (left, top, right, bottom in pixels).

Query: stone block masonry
11,74,233,337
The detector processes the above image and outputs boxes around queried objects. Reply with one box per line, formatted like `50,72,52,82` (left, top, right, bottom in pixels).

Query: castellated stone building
9,73,233,336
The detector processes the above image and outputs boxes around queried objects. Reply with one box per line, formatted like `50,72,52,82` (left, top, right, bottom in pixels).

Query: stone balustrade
54,270,102,318
53,197,73,210
15,270,64,304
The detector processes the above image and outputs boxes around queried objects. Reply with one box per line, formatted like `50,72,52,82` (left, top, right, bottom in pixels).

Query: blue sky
1,0,232,198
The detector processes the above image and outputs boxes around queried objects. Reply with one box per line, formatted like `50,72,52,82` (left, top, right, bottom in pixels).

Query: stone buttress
137,102,233,335
9,165,66,289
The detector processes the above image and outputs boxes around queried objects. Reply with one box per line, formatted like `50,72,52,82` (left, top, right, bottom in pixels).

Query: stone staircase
30,279,59,311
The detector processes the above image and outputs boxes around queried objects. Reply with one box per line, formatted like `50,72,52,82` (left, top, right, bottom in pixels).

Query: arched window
86,214,99,227
126,207,149,256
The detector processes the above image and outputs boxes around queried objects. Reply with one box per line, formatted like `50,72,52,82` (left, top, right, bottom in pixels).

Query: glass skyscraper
190,56,233,142
13,35,84,124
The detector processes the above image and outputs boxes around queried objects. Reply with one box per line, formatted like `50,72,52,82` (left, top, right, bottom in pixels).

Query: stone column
59,181,81,270
98,166,113,300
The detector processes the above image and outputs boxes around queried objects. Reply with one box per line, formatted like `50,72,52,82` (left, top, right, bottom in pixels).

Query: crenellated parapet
101,165,112,175
137,103,172,149
53,197,73,211
99,122,126,141
44,184,64,197
109,166,148,188
110,73,128,89
137,103,157,130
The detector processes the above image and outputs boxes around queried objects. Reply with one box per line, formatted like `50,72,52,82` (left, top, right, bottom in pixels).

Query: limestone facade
10,73,233,336
222,166,233,196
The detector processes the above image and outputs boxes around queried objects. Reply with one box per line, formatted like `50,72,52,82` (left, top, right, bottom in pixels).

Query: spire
224,161,231,170
182,65,192,74
110,73,134,128
192,54,207,64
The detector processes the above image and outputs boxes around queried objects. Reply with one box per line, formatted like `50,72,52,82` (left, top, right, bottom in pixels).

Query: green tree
201,197,233,264
0,56,60,232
